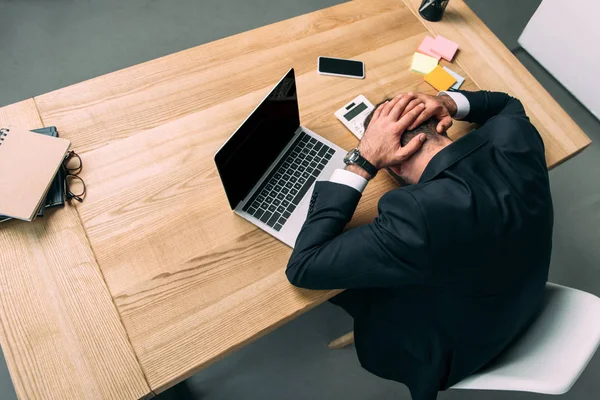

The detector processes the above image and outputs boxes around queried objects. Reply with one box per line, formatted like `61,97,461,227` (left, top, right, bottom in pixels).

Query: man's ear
389,165,402,175
387,165,409,186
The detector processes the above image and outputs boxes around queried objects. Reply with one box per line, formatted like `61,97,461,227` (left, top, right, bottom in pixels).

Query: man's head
363,98,446,148
362,98,451,184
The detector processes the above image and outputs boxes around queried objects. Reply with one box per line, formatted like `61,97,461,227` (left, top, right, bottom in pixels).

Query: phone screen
319,57,364,77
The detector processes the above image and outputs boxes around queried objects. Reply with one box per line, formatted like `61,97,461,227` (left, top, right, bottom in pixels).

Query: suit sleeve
286,181,430,290
456,90,528,125
456,90,546,158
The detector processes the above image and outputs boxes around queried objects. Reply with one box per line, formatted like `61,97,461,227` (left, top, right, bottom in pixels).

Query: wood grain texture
65,0,478,391
400,0,592,168
34,0,403,153
0,101,152,398
2,0,586,395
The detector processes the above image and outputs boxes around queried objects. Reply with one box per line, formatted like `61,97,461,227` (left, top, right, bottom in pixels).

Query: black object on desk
419,0,449,22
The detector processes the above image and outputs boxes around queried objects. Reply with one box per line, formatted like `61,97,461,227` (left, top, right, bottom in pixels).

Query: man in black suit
286,90,553,400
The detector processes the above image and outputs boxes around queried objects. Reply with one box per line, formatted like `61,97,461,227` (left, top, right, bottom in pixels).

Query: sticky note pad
411,52,438,74
417,36,441,60
442,66,465,89
431,35,459,61
424,65,457,91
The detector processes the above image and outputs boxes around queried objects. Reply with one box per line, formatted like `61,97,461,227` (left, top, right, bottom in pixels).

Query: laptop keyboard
242,132,334,231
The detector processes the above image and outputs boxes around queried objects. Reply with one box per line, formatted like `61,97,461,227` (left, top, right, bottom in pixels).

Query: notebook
0,127,66,223
33,127,67,212
0,127,70,221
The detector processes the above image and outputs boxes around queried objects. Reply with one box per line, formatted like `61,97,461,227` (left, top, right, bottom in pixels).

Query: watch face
344,148,360,164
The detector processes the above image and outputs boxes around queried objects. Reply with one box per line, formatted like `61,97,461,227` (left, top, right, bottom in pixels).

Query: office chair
329,282,600,395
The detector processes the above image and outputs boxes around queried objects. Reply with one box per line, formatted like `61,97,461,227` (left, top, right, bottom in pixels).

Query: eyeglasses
62,151,86,203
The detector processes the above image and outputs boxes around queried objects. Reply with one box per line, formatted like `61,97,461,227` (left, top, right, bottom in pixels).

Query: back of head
363,98,443,147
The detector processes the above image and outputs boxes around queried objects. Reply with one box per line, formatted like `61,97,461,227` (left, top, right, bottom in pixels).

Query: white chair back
452,282,600,394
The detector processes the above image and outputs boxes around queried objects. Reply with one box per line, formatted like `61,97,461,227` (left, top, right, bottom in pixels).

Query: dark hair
363,98,441,147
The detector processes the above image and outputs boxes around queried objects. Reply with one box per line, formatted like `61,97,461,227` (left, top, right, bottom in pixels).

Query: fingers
380,96,401,117
389,95,415,121
436,116,453,133
395,133,426,163
397,103,426,131
372,102,385,122
401,98,423,118
408,106,435,130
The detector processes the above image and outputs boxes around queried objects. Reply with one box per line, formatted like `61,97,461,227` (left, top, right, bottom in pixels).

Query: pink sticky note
432,35,459,61
417,36,441,61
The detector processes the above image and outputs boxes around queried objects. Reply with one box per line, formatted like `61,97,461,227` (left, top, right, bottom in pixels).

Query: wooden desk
0,0,591,397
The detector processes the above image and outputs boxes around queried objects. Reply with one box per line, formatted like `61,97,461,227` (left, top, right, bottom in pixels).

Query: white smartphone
318,56,365,79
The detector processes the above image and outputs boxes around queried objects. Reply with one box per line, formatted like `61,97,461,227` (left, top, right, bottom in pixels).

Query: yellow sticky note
411,52,438,74
424,65,457,91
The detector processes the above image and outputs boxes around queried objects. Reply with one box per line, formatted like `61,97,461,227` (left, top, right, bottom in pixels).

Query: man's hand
400,93,458,133
357,95,427,171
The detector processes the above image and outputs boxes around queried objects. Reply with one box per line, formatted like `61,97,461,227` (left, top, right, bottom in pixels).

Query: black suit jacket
286,90,553,400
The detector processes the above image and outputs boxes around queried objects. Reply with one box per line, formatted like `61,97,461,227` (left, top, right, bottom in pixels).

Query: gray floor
1,0,599,399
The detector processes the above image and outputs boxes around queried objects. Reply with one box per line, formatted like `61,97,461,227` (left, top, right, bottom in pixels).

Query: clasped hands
357,92,456,171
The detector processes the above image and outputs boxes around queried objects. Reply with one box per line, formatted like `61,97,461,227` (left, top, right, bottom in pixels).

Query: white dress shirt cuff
439,91,470,120
329,168,368,194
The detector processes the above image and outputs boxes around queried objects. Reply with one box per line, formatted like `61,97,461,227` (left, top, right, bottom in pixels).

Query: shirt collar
419,131,489,183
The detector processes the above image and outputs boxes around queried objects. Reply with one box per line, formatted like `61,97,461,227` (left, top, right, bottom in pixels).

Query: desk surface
0,0,591,398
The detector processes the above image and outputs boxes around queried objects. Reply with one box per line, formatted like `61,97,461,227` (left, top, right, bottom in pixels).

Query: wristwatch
344,148,378,178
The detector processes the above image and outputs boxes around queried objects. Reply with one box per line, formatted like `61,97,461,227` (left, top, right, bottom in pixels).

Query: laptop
215,68,346,247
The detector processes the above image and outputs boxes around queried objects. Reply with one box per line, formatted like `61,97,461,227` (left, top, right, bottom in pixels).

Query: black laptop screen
215,69,300,209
